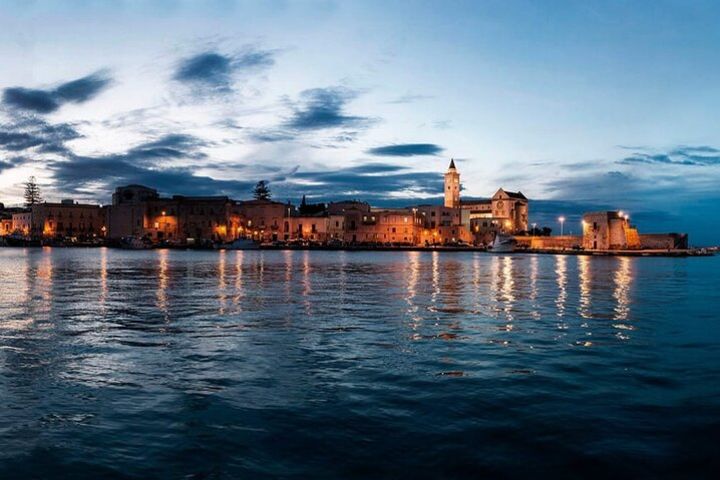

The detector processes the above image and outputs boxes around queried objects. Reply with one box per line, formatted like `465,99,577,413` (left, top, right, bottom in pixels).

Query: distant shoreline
0,244,714,257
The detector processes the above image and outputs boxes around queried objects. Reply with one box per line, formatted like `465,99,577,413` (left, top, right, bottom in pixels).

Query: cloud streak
366,143,444,157
618,145,720,166
2,71,112,114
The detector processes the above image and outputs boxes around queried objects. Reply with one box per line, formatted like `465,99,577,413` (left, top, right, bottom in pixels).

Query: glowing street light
558,216,565,236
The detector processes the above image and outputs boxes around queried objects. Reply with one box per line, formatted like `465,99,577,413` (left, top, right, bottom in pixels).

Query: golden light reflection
500,256,516,321
233,250,245,310
578,255,591,319
431,251,440,306
613,257,632,322
156,249,169,318
218,249,227,315
489,255,500,311
37,248,54,311
99,247,108,310
555,254,567,320
302,250,312,315
405,251,419,309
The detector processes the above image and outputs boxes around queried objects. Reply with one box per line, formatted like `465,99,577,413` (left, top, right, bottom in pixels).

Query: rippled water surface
1,248,719,478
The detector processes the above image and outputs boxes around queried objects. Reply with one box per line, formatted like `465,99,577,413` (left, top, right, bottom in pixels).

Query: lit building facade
582,211,639,250
11,201,105,239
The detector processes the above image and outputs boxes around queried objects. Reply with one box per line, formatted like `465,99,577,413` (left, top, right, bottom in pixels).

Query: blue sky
0,0,719,244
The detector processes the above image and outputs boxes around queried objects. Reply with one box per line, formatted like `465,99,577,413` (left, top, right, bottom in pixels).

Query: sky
0,0,719,244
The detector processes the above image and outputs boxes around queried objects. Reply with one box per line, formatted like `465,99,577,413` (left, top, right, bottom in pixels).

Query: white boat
489,233,517,253
217,238,260,250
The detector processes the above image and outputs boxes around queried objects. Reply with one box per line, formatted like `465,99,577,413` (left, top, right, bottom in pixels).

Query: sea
1,248,719,479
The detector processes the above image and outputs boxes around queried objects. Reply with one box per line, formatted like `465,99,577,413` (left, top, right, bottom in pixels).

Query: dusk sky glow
1,0,719,243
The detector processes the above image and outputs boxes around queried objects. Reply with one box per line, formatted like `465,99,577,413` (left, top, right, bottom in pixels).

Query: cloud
173,47,275,96
0,117,82,154
366,143,444,157
2,71,112,114
49,155,255,198
119,134,208,165
385,93,433,104
45,135,245,198
618,145,720,166
285,87,371,130
0,156,23,173
276,163,442,202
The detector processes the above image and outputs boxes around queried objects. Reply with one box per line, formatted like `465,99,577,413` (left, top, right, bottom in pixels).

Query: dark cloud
2,71,111,114
120,134,208,165
173,48,274,95
366,143,444,157
618,145,720,166
0,156,24,173
0,117,81,154
2,88,59,114
50,155,255,198
46,135,242,198
285,87,370,130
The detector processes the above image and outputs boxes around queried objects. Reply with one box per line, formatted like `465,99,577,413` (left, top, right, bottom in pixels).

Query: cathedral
442,159,530,244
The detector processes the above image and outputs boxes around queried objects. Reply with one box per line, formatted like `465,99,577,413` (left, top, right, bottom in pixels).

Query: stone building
582,211,639,250
235,199,291,242
436,159,529,245
108,185,237,243
11,200,105,239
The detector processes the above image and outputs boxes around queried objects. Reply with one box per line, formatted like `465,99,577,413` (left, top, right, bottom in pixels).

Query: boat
216,238,260,250
488,233,517,253
119,236,152,250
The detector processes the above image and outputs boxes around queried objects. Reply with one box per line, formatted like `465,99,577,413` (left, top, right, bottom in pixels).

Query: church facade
439,159,530,245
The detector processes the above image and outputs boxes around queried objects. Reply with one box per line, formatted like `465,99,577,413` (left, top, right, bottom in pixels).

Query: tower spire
448,158,456,170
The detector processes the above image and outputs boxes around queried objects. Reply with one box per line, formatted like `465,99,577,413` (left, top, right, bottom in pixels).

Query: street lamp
558,216,565,236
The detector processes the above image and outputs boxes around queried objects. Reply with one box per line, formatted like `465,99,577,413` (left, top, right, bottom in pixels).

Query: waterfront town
0,160,690,253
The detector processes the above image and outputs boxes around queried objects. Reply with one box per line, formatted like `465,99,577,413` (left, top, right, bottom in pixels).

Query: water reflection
578,255,591,319
613,257,632,323
555,254,568,321
156,248,169,319
0,247,712,480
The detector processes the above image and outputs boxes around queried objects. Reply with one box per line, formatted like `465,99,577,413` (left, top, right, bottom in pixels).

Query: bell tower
444,158,460,208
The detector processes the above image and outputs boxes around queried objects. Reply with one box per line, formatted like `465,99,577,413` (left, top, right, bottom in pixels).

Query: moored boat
488,233,517,253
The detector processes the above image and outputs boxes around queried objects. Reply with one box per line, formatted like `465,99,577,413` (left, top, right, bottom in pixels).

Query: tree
253,180,271,201
24,176,42,207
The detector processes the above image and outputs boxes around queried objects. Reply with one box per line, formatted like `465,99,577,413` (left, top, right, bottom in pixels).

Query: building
437,159,529,245
11,200,105,239
582,211,639,250
235,199,291,242
108,185,242,244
